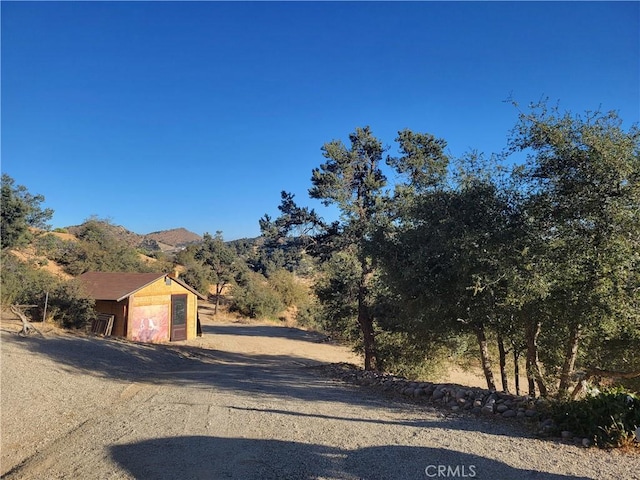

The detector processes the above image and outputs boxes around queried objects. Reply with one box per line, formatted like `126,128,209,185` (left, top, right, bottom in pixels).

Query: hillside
67,222,143,248
144,228,202,249
66,222,202,253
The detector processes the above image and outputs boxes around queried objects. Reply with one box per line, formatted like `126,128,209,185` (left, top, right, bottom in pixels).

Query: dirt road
1,315,638,479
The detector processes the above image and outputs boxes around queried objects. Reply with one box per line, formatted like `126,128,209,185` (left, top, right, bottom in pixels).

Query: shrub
1,251,95,329
230,272,284,319
550,387,640,448
374,330,449,380
295,300,322,330
47,220,159,275
267,269,310,308
38,279,96,329
1,251,53,306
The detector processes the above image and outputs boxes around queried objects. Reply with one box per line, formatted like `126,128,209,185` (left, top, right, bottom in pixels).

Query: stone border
314,363,594,448
317,363,540,416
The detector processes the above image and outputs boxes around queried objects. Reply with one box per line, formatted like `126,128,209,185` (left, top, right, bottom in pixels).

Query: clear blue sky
2,2,638,240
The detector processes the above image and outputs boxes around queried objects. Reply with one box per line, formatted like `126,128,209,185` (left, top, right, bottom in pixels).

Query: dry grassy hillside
10,227,161,280
8,248,72,280
144,228,202,247
66,222,201,251
67,222,142,248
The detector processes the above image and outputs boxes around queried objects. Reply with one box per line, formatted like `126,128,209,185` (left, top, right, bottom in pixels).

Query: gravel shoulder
1,312,638,480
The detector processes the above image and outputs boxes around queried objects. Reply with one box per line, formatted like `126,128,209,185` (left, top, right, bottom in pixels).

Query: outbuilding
78,271,206,342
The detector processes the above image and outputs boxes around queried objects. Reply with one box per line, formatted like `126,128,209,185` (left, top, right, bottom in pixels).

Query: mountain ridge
144,227,202,248
66,222,203,252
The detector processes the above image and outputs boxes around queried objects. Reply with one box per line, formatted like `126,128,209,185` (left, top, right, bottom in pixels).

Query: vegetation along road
2,313,638,480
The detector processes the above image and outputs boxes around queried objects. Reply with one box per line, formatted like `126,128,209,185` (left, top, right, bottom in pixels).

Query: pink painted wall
130,305,169,343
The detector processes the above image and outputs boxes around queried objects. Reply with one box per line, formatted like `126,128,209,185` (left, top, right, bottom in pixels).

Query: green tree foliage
550,388,640,448
227,263,313,322
1,251,95,328
267,268,310,308
176,259,211,295
262,127,464,373
258,191,324,276
1,174,53,249
378,155,518,390
369,104,639,396
227,237,258,258
194,231,237,314
314,249,361,343
387,129,450,200
46,219,158,275
309,126,388,370
510,103,640,397
44,279,97,328
175,253,211,297
230,270,284,319
249,102,638,403
1,250,53,306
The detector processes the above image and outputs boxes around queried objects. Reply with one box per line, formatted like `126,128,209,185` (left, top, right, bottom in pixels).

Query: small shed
78,272,206,343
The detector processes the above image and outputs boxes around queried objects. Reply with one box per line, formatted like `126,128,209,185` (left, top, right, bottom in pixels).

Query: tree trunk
558,323,582,398
214,283,225,316
10,305,41,336
513,348,521,396
525,355,536,397
525,320,547,397
475,323,496,390
497,333,509,393
358,267,378,371
358,306,377,371
570,379,588,400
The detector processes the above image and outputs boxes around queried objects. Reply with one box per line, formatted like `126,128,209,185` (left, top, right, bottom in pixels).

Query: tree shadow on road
224,405,532,436
202,323,330,343
110,435,593,480
0,330,381,408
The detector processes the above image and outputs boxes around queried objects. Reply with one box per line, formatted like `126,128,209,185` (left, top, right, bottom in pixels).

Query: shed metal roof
78,272,206,302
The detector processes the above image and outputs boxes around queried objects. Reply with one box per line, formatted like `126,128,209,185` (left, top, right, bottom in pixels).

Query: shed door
170,294,188,341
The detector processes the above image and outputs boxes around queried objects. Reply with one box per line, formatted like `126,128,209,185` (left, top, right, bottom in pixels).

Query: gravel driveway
1,316,638,480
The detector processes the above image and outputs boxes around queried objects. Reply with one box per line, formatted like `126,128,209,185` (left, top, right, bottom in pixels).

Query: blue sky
2,2,638,240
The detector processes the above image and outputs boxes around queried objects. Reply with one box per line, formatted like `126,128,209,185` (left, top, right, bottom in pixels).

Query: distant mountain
145,228,202,250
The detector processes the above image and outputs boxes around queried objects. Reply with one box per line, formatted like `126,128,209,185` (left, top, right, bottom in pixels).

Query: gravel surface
1,315,638,480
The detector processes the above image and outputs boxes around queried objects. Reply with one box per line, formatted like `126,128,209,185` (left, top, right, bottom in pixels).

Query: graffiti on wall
131,305,169,343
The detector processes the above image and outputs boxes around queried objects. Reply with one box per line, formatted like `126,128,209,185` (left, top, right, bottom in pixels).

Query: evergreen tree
1,174,53,249
309,126,388,370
